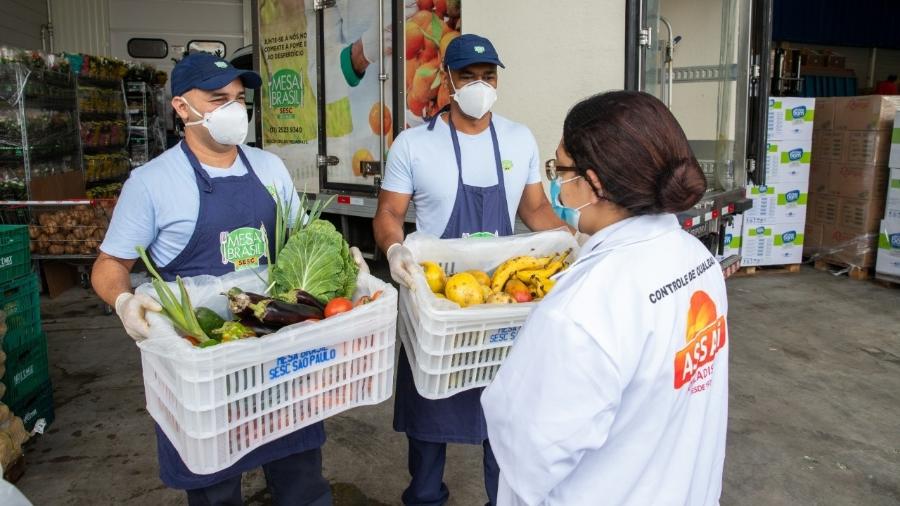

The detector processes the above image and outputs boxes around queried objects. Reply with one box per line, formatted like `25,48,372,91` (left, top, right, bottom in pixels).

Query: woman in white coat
482,91,729,506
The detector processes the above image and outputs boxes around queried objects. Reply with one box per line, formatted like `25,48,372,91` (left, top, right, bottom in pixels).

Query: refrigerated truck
242,0,772,270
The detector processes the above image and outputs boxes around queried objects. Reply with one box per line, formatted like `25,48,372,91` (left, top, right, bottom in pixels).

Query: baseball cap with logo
171,52,262,97
443,34,505,71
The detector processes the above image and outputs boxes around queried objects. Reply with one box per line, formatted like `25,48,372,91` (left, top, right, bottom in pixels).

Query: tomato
324,297,354,318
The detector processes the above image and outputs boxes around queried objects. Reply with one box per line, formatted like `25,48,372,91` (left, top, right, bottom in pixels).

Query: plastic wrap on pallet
806,231,879,271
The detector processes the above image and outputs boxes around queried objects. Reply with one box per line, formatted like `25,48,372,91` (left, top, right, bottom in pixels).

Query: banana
517,253,569,282
529,275,556,298
491,255,551,292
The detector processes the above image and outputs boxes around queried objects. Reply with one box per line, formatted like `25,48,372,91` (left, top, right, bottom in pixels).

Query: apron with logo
394,109,513,444
154,141,325,489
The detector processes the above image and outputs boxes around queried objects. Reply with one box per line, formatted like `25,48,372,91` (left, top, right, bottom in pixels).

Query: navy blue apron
394,109,513,445
154,141,325,490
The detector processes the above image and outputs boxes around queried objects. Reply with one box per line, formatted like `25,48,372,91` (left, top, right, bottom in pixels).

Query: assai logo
758,184,768,193
792,106,807,119
785,189,801,203
674,291,727,390
756,226,766,235
890,233,900,249
782,231,797,244
724,233,733,244
769,98,776,107
788,148,804,161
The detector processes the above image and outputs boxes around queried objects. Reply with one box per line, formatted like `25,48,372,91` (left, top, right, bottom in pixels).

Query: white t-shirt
381,113,541,236
100,143,299,267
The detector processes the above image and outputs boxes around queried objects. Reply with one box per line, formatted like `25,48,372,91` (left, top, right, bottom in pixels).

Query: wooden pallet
2,454,25,484
733,263,801,277
874,273,900,288
813,259,873,280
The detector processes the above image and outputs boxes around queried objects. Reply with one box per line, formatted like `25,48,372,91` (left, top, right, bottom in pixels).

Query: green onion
136,246,210,342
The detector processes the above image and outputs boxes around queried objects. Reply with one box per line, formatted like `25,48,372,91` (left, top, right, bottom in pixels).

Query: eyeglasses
545,159,581,181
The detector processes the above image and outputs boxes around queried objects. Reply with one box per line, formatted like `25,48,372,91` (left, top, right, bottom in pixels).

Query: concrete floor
9,265,900,505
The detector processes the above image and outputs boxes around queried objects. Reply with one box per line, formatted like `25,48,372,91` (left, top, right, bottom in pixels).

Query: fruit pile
404,0,461,120
421,251,570,307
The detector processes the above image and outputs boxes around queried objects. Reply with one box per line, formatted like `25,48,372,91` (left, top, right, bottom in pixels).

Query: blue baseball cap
443,34,505,71
171,52,262,97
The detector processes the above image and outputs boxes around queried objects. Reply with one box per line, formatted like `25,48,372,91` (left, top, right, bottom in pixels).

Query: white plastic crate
136,269,396,475
399,230,577,398
398,304,505,400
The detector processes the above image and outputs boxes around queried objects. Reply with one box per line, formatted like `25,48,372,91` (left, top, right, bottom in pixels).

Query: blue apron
154,141,326,490
394,109,513,444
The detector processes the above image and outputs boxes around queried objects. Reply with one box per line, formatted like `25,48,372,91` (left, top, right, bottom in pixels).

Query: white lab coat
482,214,729,506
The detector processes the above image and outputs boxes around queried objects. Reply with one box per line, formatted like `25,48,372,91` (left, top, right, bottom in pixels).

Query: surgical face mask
449,74,497,120
180,98,248,145
551,175,593,231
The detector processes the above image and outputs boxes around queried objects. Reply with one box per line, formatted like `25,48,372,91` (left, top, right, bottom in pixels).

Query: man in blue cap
374,34,567,505
92,52,361,505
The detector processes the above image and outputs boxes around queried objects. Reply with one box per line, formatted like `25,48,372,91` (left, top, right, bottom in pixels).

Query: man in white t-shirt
373,34,568,506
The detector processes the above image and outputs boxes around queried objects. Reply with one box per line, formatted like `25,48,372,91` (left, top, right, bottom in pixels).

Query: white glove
350,246,370,275
115,292,162,342
386,243,419,289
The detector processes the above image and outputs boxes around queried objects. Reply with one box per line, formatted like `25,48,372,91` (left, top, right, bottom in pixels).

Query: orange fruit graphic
685,291,717,342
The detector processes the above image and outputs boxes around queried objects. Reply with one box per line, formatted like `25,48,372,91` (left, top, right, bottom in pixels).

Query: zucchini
194,307,226,338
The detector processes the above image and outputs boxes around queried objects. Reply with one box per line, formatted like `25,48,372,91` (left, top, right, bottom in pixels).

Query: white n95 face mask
181,98,249,145
450,76,498,120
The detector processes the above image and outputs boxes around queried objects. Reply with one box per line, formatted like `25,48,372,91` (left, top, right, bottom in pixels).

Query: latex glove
115,292,162,342
350,246,370,275
386,243,419,289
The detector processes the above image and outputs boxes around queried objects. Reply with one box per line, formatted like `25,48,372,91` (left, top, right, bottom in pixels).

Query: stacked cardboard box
805,96,900,269
875,122,900,281
741,97,814,266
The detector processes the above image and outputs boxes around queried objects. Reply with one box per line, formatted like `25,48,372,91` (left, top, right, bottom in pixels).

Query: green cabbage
272,219,358,303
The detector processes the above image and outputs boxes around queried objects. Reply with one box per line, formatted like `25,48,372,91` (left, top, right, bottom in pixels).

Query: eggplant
239,316,278,336
282,289,326,312
250,299,324,328
226,288,267,318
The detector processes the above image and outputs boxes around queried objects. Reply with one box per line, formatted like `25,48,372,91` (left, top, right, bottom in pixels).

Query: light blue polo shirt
101,143,299,267
382,113,542,236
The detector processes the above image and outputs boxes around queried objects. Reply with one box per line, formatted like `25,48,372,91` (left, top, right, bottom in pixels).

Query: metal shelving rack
125,81,165,167
76,76,129,198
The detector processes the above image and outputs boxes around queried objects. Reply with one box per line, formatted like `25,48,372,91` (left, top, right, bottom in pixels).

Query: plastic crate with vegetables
399,230,578,399
134,195,397,474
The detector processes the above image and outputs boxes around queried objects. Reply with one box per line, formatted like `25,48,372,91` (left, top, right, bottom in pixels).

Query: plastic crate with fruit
136,268,397,475
400,230,578,399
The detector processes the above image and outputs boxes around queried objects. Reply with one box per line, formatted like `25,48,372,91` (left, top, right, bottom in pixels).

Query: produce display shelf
78,111,126,121
82,145,127,155
21,96,77,110
76,76,122,89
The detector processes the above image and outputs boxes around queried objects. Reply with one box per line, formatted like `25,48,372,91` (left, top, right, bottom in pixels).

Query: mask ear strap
178,97,205,126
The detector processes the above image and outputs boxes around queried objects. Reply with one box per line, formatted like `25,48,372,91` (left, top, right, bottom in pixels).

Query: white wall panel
0,0,48,50
51,0,111,56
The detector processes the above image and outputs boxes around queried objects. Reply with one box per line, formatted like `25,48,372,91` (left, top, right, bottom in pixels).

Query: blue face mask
550,176,591,230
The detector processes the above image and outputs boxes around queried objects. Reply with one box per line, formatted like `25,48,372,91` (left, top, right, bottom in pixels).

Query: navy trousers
402,436,499,506
185,448,332,506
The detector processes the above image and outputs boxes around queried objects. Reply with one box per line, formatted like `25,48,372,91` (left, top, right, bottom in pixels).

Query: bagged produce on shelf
86,183,123,198
85,154,129,182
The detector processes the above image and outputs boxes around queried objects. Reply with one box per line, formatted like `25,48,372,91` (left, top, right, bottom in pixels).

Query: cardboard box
833,96,900,132
837,197,884,232
821,224,877,268
827,163,889,200
768,97,816,140
744,184,809,225
804,221,824,258
807,193,839,225
811,129,844,162
875,219,900,278
811,130,892,165
814,98,835,131
809,160,830,194
740,222,805,266
718,214,743,260
765,140,812,184
890,126,900,168
887,167,900,202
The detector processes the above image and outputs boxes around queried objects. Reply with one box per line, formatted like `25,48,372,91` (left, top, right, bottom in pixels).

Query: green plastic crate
0,274,40,332
9,380,54,432
1,336,49,407
1,320,42,353
0,225,31,284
